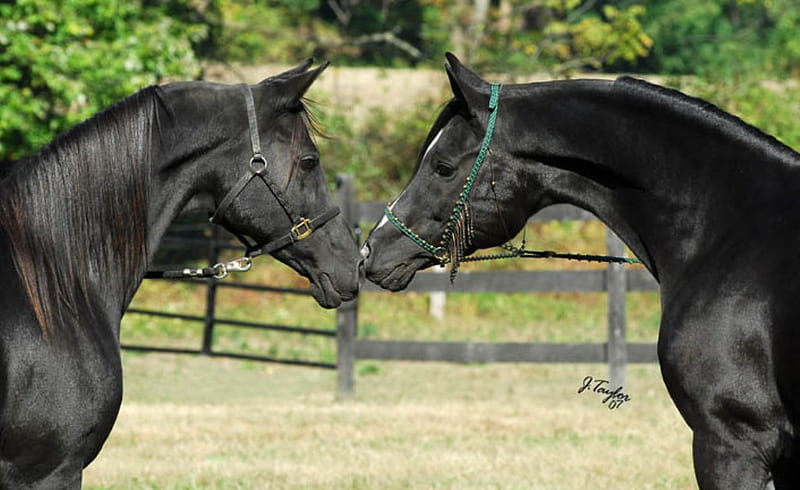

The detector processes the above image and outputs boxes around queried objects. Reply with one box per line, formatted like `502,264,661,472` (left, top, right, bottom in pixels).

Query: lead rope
460,243,641,265
480,151,639,266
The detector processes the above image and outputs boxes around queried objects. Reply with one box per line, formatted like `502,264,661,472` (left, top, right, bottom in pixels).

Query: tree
638,0,800,77
421,0,652,75
0,0,207,161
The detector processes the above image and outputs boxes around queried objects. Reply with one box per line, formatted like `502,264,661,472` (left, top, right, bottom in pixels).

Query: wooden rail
334,174,660,398
123,174,661,397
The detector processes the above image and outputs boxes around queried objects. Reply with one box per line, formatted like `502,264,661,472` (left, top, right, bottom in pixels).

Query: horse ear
444,52,489,115
261,60,330,108
269,58,315,81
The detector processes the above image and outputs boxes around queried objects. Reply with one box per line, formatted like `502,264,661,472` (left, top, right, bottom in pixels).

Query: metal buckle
291,218,313,241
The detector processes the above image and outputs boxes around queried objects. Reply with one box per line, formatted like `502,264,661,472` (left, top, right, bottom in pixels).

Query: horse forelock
284,99,321,188
0,87,159,339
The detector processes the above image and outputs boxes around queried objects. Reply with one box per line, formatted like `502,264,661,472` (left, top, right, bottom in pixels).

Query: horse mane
0,86,162,339
613,76,800,160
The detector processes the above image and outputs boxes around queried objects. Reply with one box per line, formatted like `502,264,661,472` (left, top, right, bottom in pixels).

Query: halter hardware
292,218,314,241
212,257,253,280
146,84,339,280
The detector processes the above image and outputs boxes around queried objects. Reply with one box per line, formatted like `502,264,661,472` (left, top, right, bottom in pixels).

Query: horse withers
363,53,800,489
0,61,361,488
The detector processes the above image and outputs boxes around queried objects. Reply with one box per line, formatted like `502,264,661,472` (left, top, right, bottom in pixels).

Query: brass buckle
292,218,313,241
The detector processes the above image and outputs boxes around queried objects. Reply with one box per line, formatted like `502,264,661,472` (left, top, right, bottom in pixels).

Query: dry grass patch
84,355,693,489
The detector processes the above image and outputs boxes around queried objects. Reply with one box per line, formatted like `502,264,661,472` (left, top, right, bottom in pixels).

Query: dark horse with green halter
0,61,361,488
364,53,800,489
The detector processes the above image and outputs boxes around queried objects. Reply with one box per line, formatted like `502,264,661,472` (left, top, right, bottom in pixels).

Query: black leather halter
146,84,339,280
209,84,340,258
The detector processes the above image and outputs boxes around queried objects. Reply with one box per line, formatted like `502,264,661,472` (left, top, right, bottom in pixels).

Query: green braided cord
441,82,501,251
383,82,501,262
384,205,446,258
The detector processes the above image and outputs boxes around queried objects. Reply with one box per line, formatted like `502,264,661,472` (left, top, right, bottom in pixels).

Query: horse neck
503,79,800,282
145,82,244,264
0,88,163,338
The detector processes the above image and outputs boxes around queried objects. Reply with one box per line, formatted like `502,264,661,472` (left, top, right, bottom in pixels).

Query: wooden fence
124,174,660,397
333,175,660,398
124,224,338,369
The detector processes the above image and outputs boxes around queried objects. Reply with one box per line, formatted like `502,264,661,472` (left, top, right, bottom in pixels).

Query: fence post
201,225,221,355
606,228,627,389
336,174,357,399
429,266,447,319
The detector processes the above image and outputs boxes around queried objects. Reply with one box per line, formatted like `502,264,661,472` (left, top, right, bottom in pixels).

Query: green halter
384,82,501,266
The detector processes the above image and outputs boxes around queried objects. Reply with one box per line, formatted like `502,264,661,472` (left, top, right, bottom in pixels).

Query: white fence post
429,266,447,319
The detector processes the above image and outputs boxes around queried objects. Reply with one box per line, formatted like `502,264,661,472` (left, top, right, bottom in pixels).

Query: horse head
362,54,534,291
161,61,361,307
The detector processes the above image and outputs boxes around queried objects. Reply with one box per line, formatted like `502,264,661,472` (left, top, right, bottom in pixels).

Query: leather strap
209,84,340,257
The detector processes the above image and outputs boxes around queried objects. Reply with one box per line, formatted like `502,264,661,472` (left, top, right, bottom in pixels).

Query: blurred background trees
0,0,206,159
2,0,798,196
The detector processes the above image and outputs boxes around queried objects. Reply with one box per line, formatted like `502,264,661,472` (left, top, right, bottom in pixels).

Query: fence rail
122,226,338,369
123,174,660,397
334,174,660,398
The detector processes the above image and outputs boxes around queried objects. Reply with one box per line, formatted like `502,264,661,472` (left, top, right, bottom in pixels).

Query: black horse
363,53,800,489
0,61,361,488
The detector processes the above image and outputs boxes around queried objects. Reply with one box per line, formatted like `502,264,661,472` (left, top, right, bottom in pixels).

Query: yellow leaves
65,20,93,37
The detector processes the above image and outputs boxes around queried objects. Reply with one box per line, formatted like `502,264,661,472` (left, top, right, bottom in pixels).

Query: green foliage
423,0,652,76
640,0,800,77
671,76,800,152
0,0,205,160
316,99,438,200
205,0,327,63
542,4,652,72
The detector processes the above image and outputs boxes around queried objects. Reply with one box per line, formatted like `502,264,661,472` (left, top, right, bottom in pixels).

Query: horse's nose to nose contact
357,256,366,285
360,243,371,261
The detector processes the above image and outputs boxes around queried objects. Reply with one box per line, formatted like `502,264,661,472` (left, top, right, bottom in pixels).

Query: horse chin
276,254,351,309
308,272,344,309
368,259,427,292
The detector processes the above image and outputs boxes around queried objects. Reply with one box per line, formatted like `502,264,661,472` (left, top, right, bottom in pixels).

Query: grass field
83,356,694,489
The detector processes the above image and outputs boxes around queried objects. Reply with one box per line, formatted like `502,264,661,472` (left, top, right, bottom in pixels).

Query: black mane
0,86,162,338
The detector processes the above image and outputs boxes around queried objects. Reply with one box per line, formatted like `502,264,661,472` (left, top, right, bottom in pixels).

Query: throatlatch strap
150,83,342,280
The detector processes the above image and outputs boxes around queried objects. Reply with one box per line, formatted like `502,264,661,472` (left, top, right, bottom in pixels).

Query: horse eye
434,163,455,177
299,155,319,170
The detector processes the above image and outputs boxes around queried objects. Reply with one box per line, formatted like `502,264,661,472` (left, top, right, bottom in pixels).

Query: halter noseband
210,84,340,258
384,82,501,273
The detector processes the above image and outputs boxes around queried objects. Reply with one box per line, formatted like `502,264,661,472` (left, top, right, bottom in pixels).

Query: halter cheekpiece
146,84,339,280
209,84,340,258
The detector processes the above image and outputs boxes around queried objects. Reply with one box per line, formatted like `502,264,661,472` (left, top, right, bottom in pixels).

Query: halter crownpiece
210,84,340,258
146,84,340,280
385,82,501,281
